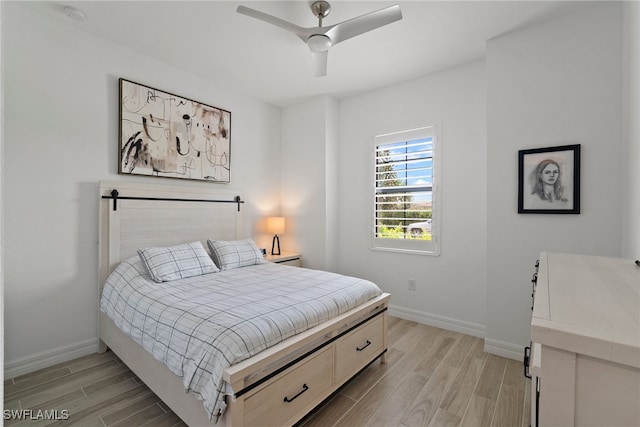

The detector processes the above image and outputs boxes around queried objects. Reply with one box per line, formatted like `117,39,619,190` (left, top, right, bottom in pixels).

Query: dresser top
531,252,640,368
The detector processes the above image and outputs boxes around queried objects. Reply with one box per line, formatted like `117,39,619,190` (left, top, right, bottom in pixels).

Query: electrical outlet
408,279,416,291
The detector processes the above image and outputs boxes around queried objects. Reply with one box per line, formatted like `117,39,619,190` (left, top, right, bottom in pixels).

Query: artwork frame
518,144,580,214
119,78,231,183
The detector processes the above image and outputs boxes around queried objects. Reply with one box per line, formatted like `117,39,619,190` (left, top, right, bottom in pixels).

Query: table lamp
267,216,285,255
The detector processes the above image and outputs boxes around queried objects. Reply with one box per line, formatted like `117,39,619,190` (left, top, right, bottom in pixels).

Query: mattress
99,256,382,421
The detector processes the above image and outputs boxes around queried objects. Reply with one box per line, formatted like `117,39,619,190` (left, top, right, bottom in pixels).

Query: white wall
0,0,5,393
337,60,488,337
622,1,640,260
3,3,281,376
281,96,339,271
485,2,623,354
325,97,340,272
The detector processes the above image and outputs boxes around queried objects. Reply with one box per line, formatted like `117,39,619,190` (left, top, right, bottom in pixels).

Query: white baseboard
483,337,525,361
4,338,99,379
388,305,524,361
388,304,486,338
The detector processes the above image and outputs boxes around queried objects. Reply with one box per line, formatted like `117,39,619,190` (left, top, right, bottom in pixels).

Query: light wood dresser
528,252,640,427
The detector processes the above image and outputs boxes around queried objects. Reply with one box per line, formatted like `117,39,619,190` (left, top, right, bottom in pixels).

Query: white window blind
372,126,440,255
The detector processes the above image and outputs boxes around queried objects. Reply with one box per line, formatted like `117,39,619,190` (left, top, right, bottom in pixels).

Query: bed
98,181,390,426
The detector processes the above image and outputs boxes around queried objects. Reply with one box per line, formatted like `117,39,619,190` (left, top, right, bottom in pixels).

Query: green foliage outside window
377,225,432,240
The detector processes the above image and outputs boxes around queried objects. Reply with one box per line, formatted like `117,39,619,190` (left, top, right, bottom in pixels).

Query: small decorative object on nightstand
266,252,301,267
267,216,285,255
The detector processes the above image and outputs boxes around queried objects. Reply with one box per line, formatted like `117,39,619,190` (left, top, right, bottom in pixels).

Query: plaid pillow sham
137,241,219,283
207,239,266,271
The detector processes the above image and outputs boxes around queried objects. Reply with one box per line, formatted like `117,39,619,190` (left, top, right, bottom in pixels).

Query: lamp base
271,235,281,255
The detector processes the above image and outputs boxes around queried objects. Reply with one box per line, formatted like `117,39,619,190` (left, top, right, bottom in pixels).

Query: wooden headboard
98,181,244,290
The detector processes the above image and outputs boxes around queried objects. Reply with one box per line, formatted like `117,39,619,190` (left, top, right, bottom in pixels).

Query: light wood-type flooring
4,316,530,427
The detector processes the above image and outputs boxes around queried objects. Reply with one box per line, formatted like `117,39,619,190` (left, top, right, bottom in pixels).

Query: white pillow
207,239,266,271
137,241,219,283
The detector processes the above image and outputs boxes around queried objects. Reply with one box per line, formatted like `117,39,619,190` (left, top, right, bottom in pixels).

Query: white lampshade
267,217,285,235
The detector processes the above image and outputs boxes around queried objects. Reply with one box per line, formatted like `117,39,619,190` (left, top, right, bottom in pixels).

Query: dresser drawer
244,346,334,427
335,315,384,383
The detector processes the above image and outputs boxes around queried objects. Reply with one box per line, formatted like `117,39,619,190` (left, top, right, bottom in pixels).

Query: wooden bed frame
98,181,390,426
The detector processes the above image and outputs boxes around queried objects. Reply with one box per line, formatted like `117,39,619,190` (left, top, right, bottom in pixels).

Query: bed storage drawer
244,346,334,427
335,315,384,383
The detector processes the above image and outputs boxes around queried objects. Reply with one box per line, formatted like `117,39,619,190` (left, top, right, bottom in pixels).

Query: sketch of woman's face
540,163,560,185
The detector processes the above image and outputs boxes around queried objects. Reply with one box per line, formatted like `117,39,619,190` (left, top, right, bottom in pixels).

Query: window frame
370,125,441,256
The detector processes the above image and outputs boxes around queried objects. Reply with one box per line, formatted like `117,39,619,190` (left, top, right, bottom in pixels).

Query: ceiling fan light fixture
307,34,332,52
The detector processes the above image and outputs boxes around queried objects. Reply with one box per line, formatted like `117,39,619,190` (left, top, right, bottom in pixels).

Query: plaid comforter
99,256,382,421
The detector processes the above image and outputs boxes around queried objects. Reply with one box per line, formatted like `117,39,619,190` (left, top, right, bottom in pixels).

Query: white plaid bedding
99,256,382,422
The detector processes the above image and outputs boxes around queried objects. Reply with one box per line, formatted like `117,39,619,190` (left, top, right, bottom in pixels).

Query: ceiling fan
237,1,402,77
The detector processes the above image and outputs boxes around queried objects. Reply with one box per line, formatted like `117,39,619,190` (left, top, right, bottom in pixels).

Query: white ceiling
19,1,588,107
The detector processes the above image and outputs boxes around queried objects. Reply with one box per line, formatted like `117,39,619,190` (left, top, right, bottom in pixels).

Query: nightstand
265,252,301,267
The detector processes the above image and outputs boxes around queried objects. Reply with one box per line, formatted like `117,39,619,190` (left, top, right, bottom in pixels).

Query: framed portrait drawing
518,144,580,214
119,78,231,183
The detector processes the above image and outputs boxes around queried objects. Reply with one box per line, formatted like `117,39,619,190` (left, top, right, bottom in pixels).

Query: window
371,126,440,255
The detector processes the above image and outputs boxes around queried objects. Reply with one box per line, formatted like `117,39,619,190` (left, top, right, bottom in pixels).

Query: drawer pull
356,340,372,352
283,384,308,403
524,346,532,379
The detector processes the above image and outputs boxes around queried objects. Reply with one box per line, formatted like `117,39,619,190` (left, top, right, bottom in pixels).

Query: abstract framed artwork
119,79,231,183
518,144,580,214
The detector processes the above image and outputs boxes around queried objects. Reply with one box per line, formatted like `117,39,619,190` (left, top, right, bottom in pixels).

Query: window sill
369,246,440,256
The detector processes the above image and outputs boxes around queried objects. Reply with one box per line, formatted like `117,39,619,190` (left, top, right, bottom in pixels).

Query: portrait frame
518,144,580,214
119,78,231,183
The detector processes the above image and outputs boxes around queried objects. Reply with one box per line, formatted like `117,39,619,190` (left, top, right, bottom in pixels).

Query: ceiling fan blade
237,5,311,42
324,4,402,45
310,50,328,77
